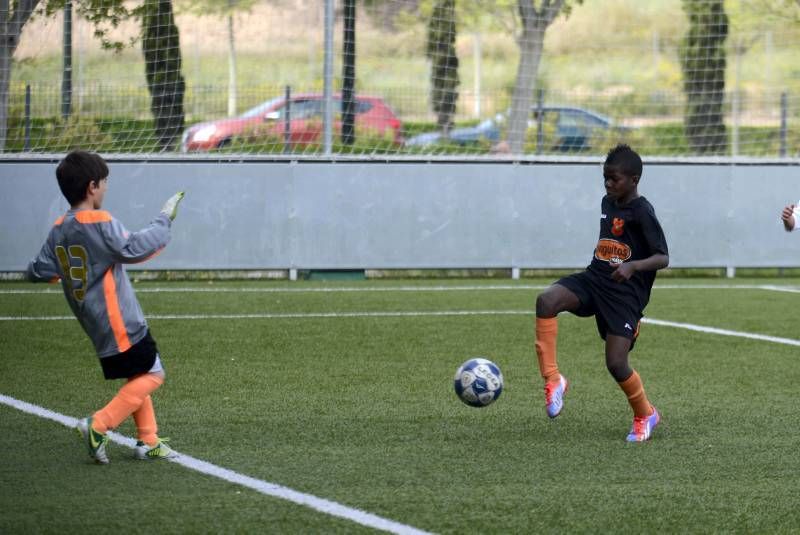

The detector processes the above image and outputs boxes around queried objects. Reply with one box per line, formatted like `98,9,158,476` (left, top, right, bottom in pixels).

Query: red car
181,93,403,151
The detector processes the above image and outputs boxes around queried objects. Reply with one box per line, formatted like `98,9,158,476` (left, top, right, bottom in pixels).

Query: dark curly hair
604,144,642,179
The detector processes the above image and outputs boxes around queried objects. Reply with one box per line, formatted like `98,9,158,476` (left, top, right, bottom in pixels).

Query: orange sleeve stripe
53,215,65,226
76,210,113,224
103,269,132,353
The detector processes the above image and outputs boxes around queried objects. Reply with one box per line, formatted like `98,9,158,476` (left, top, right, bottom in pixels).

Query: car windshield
240,96,285,119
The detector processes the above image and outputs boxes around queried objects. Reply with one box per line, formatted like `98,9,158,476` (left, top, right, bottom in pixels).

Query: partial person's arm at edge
781,202,800,232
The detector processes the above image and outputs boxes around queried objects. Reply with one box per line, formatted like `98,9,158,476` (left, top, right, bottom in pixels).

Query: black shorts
99,330,161,380
556,271,643,350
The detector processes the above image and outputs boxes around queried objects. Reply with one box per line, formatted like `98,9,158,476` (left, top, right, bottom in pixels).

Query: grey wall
1,159,798,271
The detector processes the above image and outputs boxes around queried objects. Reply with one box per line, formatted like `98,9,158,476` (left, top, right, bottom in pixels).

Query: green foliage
73,0,142,52
5,116,160,152
45,116,112,150
680,0,729,154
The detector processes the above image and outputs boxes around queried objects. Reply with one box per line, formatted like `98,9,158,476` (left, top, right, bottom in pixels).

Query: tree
680,0,728,155
426,0,459,137
506,0,578,155
0,0,41,151
0,1,186,152
142,0,184,150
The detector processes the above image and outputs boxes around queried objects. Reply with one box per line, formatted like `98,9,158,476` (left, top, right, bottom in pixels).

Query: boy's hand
781,203,796,232
611,262,636,282
161,191,185,221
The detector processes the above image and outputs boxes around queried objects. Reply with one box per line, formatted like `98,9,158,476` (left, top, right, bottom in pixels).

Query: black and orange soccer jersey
587,195,668,310
556,194,668,345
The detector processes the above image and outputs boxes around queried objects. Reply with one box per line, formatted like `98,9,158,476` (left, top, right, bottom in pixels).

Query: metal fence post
323,0,334,156
284,85,291,154
61,0,72,120
536,88,544,155
24,85,32,152
779,91,787,158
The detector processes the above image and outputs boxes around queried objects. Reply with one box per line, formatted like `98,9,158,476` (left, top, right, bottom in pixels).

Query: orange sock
535,317,560,383
618,370,653,418
92,373,164,434
133,395,159,446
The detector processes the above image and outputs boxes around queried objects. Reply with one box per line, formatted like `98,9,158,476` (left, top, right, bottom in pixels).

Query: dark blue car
405,106,624,152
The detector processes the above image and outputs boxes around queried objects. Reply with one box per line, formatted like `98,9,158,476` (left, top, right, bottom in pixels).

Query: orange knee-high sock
535,317,560,383
133,395,159,446
618,370,653,418
92,373,164,434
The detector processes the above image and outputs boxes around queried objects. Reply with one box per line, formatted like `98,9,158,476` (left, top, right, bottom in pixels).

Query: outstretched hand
781,203,797,232
161,191,185,221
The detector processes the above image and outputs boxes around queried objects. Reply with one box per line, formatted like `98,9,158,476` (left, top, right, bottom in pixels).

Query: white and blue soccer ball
453,357,504,407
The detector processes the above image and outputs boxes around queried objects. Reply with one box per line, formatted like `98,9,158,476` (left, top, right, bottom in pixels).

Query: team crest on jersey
611,217,625,236
595,238,632,265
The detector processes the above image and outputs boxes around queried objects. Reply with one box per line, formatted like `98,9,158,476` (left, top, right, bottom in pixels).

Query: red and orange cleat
544,375,568,419
626,406,661,442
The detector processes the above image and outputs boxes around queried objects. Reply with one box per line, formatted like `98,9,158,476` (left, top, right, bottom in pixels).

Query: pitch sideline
0,393,432,535
1,283,799,294
2,310,800,348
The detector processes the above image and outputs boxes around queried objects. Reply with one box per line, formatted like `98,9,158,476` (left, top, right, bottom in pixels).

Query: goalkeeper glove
161,191,185,221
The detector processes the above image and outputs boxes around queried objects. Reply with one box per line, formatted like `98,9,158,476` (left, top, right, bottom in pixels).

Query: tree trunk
426,0,459,138
507,25,544,154
0,0,39,152
143,0,185,151
680,0,728,154
506,0,565,155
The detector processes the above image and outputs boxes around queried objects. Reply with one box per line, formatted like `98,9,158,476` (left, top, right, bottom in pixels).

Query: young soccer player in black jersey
534,144,669,442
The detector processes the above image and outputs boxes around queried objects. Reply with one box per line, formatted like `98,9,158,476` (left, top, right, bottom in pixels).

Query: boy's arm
101,192,184,264
102,214,172,264
611,203,669,282
611,253,669,282
26,237,60,283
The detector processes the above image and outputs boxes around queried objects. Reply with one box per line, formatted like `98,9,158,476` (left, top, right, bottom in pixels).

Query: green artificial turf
1,279,799,533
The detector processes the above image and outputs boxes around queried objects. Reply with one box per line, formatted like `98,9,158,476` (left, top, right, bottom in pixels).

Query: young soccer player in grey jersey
27,150,184,464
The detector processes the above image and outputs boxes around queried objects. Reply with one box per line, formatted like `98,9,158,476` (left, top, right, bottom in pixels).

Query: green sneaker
75,417,109,464
134,438,178,460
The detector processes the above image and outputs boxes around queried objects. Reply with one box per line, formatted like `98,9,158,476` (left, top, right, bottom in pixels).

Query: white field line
2,283,800,295
1,309,800,348
0,393,432,535
640,318,800,347
0,310,528,321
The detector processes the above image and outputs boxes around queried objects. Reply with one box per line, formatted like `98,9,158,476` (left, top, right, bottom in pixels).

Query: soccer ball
453,357,504,407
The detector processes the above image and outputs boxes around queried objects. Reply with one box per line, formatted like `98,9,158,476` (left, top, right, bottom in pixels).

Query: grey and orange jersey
27,209,172,357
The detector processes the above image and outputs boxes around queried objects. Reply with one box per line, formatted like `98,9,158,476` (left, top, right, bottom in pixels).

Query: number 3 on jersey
55,245,88,301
